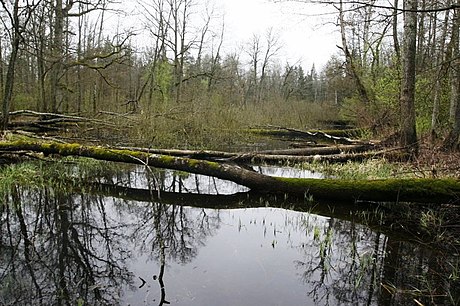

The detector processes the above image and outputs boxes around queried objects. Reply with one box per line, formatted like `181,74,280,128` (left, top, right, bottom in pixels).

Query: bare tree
258,28,281,103
337,0,371,106
165,0,195,103
443,5,460,150
246,33,261,104
244,29,281,104
0,0,39,130
430,2,451,140
399,0,419,154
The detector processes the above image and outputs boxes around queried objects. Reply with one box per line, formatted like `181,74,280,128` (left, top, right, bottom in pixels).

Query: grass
0,157,121,200
301,158,413,180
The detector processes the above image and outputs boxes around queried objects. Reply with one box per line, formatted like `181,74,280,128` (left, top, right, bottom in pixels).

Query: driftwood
0,139,459,204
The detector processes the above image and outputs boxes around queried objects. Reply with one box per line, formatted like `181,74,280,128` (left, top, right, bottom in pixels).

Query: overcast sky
219,0,340,69
115,0,340,70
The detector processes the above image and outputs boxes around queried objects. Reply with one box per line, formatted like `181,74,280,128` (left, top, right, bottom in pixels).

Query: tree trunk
399,0,418,155
431,6,451,141
115,144,373,158
1,0,20,130
0,140,459,204
0,34,4,97
393,0,401,64
113,144,401,165
50,0,65,113
443,7,460,150
338,0,371,106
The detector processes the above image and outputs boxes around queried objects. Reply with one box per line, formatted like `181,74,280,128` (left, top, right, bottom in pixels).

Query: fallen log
0,139,459,204
113,144,377,162
228,148,407,164
251,144,374,155
248,125,368,145
8,109,119,128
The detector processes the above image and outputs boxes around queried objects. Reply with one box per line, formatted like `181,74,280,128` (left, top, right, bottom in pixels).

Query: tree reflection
115,167,222,305
0,172,222,305
1,162,459,305
295,210,460,306
380,236,460,306
0,186,133,305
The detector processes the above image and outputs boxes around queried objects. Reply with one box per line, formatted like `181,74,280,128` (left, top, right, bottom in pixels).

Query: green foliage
416,116,432,135
303,159,410,180
339,64,401,133
155,60,174,104
0,158,118,200
0,163,44,195
13,92,36,110
374,66,400,110
419,209,444,232
414,74,451,134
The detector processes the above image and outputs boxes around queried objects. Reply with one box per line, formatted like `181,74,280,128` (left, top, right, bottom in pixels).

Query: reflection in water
0,188,133,305
0,164,458,305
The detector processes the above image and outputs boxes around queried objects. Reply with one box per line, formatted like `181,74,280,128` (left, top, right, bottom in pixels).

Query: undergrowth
302,158,416,180
80,97,340,149
0,157,119,198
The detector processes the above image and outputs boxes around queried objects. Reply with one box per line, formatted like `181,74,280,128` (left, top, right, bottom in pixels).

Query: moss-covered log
0,139,459,204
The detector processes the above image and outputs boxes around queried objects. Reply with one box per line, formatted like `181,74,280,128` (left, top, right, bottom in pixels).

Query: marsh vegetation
1,0,460,305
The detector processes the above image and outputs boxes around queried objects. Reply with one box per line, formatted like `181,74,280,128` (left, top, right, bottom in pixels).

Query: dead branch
252,125,370,145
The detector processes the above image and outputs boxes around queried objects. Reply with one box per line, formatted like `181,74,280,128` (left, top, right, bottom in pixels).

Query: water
0,165,458,305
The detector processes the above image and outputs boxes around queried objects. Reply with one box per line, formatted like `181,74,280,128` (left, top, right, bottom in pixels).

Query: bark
0,140,459,204
431,6,451,140
50,0,65,112
399,0,419,154
338,0,371,105
443,7,460,150
393,0,401,64
1,0,21,130
114,146,403,164
228,149,407,164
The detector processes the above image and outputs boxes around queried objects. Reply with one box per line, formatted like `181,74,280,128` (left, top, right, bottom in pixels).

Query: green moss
158,154,176,163
273,177,460,203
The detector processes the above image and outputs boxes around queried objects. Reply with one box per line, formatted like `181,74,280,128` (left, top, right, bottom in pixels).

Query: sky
219,0,340,70
112,0,341,71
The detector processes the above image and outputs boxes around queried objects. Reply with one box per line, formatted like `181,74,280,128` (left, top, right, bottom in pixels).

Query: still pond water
0,164,458,305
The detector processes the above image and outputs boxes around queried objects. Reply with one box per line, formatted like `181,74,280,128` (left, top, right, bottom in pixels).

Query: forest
2,1,460,305
0,0,457,152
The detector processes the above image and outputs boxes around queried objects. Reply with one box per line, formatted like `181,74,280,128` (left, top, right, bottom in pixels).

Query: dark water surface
0,165,458,305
